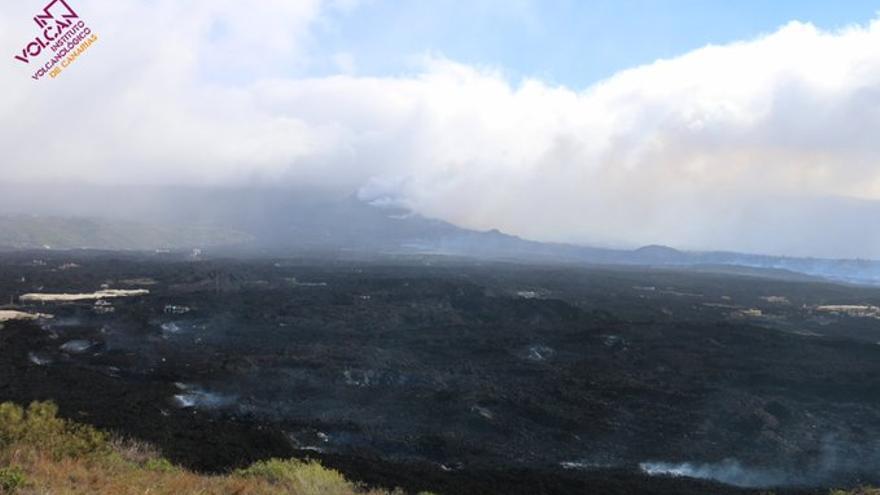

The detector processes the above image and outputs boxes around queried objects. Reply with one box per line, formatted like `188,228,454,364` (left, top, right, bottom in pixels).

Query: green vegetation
237,459,362,495
0,401,433,495
0,401,107,460
0,467,26,493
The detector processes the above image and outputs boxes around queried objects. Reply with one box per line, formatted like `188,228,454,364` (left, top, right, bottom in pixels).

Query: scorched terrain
2,250,880,494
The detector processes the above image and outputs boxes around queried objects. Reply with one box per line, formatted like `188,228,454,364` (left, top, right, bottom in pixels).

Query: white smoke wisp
639,460,788,488
3,2,880,257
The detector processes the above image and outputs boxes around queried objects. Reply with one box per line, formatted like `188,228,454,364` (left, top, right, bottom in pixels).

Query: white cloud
331,52,356,74
2,1,880,257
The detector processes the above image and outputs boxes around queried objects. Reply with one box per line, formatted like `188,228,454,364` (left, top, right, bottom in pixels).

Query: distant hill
1,184,880,285
0,215,251,251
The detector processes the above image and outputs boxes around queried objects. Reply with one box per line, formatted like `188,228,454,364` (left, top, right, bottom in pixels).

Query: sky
2,0,880,258
306,1,880,86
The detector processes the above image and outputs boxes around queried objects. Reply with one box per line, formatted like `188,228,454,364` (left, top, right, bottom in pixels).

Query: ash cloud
2,2,880,257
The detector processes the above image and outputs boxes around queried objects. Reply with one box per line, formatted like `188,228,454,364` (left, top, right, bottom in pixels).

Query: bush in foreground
0,401,434,495
0,467,26,492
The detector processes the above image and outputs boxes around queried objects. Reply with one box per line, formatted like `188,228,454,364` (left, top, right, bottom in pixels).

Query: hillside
0,216,251,251
0,401,425,495
2,187,880,285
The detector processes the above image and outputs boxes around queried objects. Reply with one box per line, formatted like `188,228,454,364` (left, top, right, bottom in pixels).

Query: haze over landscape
3,0,880,258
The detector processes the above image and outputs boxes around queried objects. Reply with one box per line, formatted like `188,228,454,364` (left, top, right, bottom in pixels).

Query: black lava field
3,251,880,494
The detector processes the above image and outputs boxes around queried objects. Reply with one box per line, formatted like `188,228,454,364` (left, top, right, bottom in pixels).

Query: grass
0,401,434,495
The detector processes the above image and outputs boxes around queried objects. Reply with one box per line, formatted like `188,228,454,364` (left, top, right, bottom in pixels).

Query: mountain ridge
2,183,880,285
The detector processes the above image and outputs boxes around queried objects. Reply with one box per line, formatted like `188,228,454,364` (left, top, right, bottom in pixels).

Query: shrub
145,457,178,473
0,401,107,459
107,437,161,465
0,467,26,493
0,403,25,443
237,458,355,495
